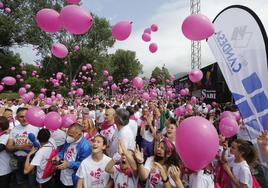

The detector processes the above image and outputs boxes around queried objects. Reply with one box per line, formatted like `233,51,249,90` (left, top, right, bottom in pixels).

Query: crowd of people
0,96,267,188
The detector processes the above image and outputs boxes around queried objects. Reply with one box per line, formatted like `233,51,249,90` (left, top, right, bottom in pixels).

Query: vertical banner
207,5,268,131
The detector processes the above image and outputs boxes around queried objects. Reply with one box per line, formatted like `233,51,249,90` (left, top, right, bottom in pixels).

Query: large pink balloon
51,43,68,58
219,117,238,138
142,33,151,42
149,43,158,53
44,112,62,130
25,107,45,127
59,5,93,35
176,116,219,171
220,111,236,120
132,77,144,90
189,69,203,83
233,111,241,121
66,0,81,4
191,96,197,104
2,76,16,86
62,114,76,128
112,21,132,41
22,94,31,103
182,13,214,41
35,9,61,32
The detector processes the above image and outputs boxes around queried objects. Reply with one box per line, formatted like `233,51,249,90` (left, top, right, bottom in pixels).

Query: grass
0,92,19,99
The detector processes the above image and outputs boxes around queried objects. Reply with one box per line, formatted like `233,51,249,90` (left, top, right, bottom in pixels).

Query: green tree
151,66,170,85
110,49,143,84
24,77,45,93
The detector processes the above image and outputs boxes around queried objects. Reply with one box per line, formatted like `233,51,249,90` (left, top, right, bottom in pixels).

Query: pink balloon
28,92,34,100
62,114,76,128
16,74,21,79
151,24,158,32
20,79,24,83
111,84,118,91
21,71,27,75
86,63,92,69
0,2,4,9
5,7,11,13
175,106,185,117
122,78,129,83
189,69,203,83
142,92,150,100
76,88,84,96
112,21,132,41
150,91,157,97
2,76,16,86
184,88,189,95
56,94,62,100
142,33,151,42
45,98,53,105
35,9,61,32
206,104,212,112
0,85,4,92
103,70,109,76
185,104,193,112
73,45,80,52
191,96,197,104
150,78,156,83
180,89,187,96
40,88,46,93
22,94,31,103
25,84,31,89
51,43,68,58
144,28,151,34
212,102,217,107
219,117,238,138
132,77,144,90
59,5,93,35
102,81,108,87
233,111,241,121
220,111,236,120
176,116,219,171
11,67,16,71
108,76,113,81
44,112,62,130
39,93,45,99
66,0,81,4
182,13,214,41
19,87,27,96
149,43,158,53
87,77,91,82
82,66,87,71
25,107,45,127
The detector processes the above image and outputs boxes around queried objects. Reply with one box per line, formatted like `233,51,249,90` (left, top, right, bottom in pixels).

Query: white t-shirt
76,155,111,188
112,165,138,188
229,159,253,188
127,119,138,138
96,110,105,124
144,156,176,188
189,170,214,188
31,142,54,184
142,128,154,142
60,137,81,186
118,125,135,151
100,124,118,157
89,110,96,121
9,124,39,156
0,134,11,176
50,129,66,147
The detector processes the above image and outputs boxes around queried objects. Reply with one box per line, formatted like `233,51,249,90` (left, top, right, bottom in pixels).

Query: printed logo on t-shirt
14,131,28,146
89,168,105,186
117,182,128,188
149,169,161,187
65,148,74,160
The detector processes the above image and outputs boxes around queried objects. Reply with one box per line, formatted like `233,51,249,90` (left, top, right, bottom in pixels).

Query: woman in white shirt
76,135,112,188
222,139,258,188
24,128,55,188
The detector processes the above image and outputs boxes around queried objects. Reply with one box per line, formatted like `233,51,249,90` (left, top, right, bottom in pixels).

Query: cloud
109,0,268,77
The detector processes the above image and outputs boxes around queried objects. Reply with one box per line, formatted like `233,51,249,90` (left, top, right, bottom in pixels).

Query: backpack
42,146,58,179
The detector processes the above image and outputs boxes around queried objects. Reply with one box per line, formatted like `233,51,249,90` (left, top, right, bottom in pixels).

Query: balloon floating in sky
151,24,158,32
2,76,16,86
144,28,151,34
149,43,158,53
142,33,151,42
112,21,132,41
5,7,11,14
132,77,144,90
35,9,61,33
51,43,68,58
219,117,238,138
59,5,93,35
188,69,203,83
182,13,214,41
25,107,45,127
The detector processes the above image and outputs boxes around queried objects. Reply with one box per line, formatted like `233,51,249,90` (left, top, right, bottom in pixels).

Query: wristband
162,176,169,183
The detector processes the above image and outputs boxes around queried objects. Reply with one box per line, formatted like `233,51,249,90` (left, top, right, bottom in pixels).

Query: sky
14,0,268,77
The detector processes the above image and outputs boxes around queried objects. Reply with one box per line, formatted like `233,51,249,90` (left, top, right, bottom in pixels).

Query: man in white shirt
6,107,39,188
